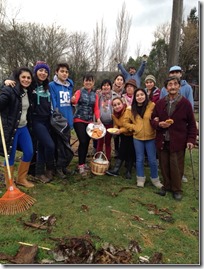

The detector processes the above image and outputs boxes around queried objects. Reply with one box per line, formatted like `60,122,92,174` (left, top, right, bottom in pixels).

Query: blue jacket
118,61,146,87
49,75,74,129
160,80,194,109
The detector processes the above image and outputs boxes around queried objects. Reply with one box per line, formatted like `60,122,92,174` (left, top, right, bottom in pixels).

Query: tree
91,19,108,75
168,0,183,68
108,1,132,71
180,7,199,83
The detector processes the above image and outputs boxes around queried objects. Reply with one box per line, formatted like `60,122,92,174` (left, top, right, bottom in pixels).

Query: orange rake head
0,185,36,215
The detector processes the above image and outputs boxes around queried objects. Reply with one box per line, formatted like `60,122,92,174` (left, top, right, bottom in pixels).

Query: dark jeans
74,122,91,165
118,134,135,163
32,117,55,165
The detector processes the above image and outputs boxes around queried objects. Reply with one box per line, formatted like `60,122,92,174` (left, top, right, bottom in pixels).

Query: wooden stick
18,241,50,250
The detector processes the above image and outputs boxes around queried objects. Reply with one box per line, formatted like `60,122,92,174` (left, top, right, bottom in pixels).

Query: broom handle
0,114,12,179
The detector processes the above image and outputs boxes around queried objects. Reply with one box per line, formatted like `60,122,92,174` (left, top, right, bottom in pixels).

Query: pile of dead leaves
48,236,162,264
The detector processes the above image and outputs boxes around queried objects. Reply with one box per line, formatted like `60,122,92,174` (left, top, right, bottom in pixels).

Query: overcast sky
5,0,200,59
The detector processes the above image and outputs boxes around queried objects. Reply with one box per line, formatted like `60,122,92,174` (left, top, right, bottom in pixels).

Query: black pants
74,122,91,165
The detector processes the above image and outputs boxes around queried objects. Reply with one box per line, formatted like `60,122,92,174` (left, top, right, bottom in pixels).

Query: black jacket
0,83,33,157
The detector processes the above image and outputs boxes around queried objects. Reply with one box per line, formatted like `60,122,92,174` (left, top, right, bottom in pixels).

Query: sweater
123,102,156,140
151,96,197,152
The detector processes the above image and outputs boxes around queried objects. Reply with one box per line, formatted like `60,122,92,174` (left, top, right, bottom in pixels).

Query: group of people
0,59,197,201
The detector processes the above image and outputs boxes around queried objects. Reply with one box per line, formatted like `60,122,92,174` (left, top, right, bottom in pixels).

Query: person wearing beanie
144,75,160,104
31,60,56,184
34,61,50,75
122,78,137,107
3,61,55,184
159,65,194,183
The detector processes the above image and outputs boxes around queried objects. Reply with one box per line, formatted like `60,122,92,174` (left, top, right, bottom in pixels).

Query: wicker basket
90,151,109,175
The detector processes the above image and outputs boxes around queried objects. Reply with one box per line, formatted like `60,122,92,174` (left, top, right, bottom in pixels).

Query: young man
151,76,197,201
115,55,147,87
160,65,194,183
49,63,74,178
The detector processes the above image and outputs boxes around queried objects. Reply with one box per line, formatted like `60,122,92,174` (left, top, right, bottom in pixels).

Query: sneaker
182,175,188,182
84,163,90,171
56,168,67,179
79,165,87,176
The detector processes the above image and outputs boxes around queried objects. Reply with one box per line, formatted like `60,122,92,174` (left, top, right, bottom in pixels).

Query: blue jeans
133,138,158,178
8,126,33,166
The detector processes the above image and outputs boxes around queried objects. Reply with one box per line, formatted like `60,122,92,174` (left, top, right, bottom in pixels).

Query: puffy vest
74,88,96,121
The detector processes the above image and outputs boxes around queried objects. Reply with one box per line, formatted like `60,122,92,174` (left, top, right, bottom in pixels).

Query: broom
0,114,36,215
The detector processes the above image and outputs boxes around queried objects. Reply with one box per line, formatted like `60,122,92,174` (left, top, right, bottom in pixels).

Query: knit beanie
124,79,137,89
145,75,156,84
34,61,50,75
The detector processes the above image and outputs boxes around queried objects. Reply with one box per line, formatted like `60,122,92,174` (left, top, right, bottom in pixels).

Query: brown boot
16,161,34,188
4,165,16,189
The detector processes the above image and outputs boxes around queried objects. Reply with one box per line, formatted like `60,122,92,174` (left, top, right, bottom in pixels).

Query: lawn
0,123,200,265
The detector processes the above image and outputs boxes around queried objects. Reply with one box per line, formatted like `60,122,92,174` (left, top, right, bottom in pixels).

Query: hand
187,143,194,150
158,121,171,128
71,96,76,103
5,80,16,87
96,118,101,125
154,117,159,122
142,54,148,62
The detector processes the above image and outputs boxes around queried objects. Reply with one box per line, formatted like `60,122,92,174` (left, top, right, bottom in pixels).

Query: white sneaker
182,175,188,182
79,165,87,176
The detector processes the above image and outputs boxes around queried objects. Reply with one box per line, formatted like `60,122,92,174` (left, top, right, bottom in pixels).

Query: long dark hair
131,88,149,118
13,66,35,91
33,73,49,91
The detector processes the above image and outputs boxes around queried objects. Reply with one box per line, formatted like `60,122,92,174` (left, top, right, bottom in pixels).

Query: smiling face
83,77,95,90
36,68,49,82
19,71,32,88
166,78,180,98
56,67,69,83
135,90,146,104
112,98,124,112
145,79,155,90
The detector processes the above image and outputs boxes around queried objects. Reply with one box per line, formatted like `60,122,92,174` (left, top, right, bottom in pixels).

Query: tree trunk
168,0,183,68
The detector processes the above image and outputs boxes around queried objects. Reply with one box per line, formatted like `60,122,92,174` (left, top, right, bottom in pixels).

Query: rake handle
0,114,12,180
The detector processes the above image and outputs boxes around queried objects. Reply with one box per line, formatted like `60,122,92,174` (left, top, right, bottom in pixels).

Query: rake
0,114,36,215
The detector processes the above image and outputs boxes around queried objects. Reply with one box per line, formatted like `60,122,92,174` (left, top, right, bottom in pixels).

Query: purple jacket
151,96,197,152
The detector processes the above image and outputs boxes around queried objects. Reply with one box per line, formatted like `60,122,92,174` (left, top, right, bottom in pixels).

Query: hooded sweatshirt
49,75,74,129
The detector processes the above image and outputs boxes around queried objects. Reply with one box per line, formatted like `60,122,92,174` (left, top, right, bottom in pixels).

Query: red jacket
151,96,197,152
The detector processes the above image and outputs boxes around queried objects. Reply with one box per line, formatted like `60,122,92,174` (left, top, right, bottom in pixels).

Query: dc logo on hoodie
60,91,71,105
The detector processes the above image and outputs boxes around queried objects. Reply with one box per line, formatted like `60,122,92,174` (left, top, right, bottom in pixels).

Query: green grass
0,140,200,264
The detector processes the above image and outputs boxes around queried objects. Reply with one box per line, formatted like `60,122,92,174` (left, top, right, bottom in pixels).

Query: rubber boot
4,165,16,189
106,159,123,176
150,177,163,189
16,161,34,188
35,162,51,183
136,176,146,187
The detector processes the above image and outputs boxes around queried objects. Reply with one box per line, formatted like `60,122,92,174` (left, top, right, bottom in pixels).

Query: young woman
71,74,101,176
123,88,163,189
0,67,35,188
112,74,125,158
4,61,56,184
106,97,135,179
31,61,55,183
144,75,160,103
97,79,113,162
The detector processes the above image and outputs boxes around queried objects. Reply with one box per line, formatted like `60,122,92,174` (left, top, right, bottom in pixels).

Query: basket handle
93,151,108,161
